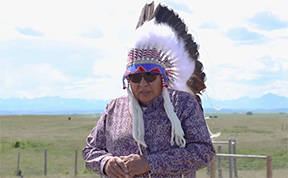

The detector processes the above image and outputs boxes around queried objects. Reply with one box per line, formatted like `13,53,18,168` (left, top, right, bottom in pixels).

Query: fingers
105,157,129,178
115,157,129,175
122,154,151,177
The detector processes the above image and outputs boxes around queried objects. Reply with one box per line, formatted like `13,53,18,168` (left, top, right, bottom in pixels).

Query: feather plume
136,2,155,29
136,2,207,97
128,20,195,92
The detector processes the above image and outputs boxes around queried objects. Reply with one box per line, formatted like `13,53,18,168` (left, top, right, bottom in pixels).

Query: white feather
127,21,195,92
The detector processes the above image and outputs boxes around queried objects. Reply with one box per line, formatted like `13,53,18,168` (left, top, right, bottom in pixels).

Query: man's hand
104,157,129,178
121,154,151,177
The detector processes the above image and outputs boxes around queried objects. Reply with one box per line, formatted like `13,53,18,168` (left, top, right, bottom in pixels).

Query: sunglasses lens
143,73,157,82
129,73,142,83
129,73,158,83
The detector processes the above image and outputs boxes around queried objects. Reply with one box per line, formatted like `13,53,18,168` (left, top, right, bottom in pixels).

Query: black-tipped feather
136,2,155,29
135,2,206,97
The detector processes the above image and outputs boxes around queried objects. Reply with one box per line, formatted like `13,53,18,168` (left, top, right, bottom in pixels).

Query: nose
139,75,148,86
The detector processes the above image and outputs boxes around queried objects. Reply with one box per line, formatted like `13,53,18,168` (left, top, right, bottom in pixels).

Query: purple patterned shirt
82,89,215,178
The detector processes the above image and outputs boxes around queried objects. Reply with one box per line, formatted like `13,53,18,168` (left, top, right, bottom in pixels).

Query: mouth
139,90,151,95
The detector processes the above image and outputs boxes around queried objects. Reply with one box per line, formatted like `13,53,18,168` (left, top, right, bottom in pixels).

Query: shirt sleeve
82,104,113,175
146,93,215,175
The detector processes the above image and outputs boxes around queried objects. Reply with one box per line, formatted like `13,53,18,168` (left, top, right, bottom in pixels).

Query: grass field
0,113,287,178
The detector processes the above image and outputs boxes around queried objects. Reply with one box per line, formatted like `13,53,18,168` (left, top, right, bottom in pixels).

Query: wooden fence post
17,152,21,176
266,155,273,178
44,149,47,176
75,150,78,177
218,146,223,178
209,156,216,178
232,139,238,177
228,139,233,178
216,154,273,178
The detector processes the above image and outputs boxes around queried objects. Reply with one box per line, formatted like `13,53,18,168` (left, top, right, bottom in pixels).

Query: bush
79,168,94,174
12,169,22,176
11,140,50,149
12,141,21,148
246,111,253,115
61,170,69,175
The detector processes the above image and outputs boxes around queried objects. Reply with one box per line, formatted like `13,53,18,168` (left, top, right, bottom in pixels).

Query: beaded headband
123,48,171,88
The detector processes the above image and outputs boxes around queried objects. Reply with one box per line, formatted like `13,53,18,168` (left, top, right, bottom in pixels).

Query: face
128,73,163,106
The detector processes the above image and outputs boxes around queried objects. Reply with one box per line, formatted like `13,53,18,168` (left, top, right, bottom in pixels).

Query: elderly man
82,2,215,178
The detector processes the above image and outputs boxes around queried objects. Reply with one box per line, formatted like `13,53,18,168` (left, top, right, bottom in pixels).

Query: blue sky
0,0,287,101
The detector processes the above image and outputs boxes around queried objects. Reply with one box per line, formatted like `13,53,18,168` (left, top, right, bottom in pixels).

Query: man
82,2,215,178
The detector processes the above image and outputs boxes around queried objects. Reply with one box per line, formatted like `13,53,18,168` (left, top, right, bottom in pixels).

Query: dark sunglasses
128,72,159,83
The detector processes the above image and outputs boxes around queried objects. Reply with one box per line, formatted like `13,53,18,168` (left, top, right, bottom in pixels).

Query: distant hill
202,93,288,113
0,93,287,115
0,96,110,115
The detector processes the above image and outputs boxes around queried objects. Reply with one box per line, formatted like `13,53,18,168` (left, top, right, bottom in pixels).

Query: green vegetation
1,113,287,177
0,114,101,177
206,113,288,172
222,125,273,134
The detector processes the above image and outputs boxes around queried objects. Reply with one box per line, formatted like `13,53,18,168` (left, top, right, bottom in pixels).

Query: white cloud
60,77,126,100
268,80,288,97
0,0,287,101
0,63,70,98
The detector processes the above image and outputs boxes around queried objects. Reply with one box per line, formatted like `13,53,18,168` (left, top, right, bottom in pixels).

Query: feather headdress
123,1,207,148
123,1,206,97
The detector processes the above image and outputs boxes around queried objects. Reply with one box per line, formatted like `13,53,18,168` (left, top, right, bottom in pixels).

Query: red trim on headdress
127,53,133,62
164,70,169,77
125,71,131,76
149,67,161,73
135,65,147,73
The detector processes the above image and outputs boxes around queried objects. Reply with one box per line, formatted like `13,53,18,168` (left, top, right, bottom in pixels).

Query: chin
139,98,152,106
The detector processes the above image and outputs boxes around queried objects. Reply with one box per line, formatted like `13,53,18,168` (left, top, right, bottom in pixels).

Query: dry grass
1,113,287,177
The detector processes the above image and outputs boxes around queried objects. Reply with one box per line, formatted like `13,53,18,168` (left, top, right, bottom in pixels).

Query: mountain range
201,93,288,113
0,93,287,115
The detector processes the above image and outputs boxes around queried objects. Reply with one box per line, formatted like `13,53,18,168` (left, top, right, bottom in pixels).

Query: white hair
127,86,186,148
